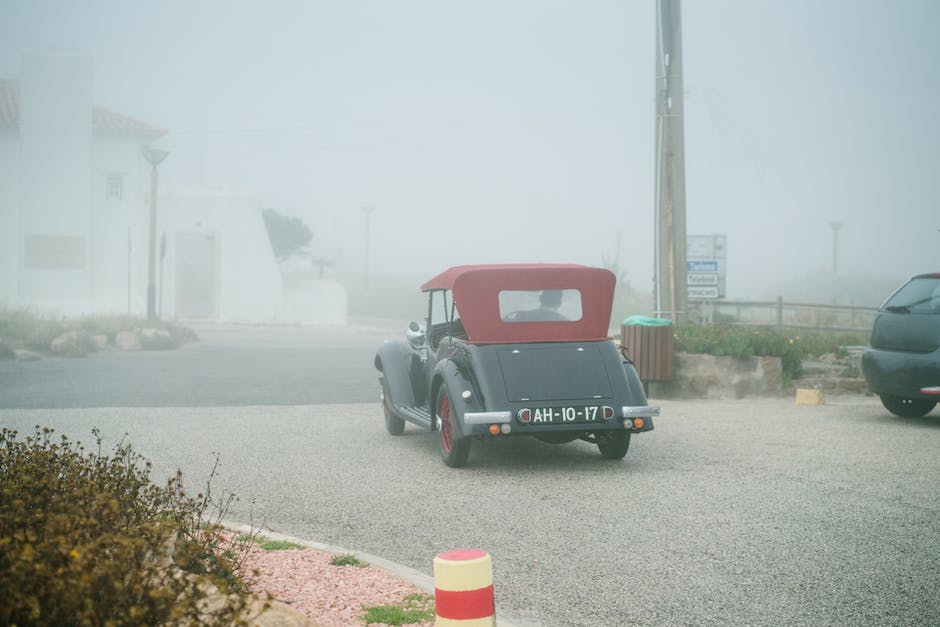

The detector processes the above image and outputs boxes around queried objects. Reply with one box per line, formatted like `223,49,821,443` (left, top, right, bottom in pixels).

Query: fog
2,0,938,311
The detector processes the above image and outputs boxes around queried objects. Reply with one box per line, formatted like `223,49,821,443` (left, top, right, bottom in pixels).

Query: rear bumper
464,404,660,423
461,404,657,437
862,347,940,400
622,405,660,418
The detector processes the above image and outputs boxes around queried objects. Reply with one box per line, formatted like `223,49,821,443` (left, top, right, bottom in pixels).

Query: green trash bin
620,316,674,382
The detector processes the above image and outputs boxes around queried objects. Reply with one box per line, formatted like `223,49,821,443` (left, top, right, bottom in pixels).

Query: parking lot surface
3,396,938,625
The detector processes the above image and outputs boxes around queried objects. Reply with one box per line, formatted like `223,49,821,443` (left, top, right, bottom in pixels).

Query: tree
262,209,313,260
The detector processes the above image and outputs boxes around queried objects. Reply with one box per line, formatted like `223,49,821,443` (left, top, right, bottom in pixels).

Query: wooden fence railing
689,297,877,332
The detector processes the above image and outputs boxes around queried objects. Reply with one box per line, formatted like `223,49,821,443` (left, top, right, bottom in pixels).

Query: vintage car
374,264,658,467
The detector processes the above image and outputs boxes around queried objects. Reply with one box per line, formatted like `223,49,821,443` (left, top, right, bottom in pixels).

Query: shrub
0,308,198,354
0,309,67,352
78,314,147,340
361,593,434,626
330,553,366,568
262,208,313,260
673,325,869,385
0,426,252,625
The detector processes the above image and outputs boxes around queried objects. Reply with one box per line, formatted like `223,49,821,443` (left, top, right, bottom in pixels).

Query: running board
396,404,433,429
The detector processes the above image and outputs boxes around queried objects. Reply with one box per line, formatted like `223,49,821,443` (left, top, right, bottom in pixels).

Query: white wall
160,189,284,322
0,131,19,306
91,135,152,315
17,52,93,308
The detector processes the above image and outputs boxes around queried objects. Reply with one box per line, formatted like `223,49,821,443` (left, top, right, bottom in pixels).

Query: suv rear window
883,276,940,314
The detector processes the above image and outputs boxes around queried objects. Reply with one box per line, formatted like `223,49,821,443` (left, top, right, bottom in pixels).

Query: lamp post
828,221,843,275
142,146,169,319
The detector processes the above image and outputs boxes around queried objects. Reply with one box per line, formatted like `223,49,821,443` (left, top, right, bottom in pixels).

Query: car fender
620,358,648,400
615,346,656,431
375,340,420,408
431,359,476,440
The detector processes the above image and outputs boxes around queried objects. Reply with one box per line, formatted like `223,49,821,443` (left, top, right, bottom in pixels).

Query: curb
223,521,524,627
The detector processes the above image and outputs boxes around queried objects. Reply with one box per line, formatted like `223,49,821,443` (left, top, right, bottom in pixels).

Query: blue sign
687,260,718,272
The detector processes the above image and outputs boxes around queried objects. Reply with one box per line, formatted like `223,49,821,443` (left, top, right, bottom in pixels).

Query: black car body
862,272,940,417
374,264,658,467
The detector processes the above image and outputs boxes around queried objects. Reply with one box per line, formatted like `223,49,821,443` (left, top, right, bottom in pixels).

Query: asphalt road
1,323,939,625
0,321,400,408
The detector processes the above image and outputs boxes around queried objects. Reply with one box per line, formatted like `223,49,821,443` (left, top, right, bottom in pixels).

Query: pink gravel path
238,541,434,627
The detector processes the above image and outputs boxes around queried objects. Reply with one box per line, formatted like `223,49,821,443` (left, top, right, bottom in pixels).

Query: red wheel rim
438,392,453,453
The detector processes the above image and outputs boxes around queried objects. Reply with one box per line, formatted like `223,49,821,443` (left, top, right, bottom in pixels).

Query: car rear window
498,289,583,322
883,276,940,314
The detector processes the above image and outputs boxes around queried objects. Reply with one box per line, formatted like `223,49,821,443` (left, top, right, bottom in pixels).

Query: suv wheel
880,394,937,418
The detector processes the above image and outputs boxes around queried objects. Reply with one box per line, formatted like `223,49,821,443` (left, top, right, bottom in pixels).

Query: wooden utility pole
654,0,688,323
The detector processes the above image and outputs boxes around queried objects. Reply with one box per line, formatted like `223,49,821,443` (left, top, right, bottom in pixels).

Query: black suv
862,273,940,417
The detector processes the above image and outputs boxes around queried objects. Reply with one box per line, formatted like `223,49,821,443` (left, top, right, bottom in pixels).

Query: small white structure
158,189,285,322
279,255,347,325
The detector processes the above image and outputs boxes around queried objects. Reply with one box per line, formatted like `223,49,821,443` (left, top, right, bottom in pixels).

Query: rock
115,330,142,351
760,355,783,392
792,351,866,396
837,378,868,393
246,598,317,626
800,360,844,377
795,388,826,405
50,330,90,357
90,334,109,350
14,349,42,362
140,327,176,349
658,353,784,399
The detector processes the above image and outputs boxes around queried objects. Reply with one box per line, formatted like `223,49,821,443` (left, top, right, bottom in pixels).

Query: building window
107,174,123,201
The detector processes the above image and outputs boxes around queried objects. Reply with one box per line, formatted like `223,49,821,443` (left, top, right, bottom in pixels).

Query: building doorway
175,232,219,319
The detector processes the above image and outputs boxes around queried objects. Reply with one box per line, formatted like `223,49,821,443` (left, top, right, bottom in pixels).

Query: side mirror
406,321,426,349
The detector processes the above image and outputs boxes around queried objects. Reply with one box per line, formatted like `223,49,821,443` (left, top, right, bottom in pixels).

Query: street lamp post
828,221,843,275
141,147,169,320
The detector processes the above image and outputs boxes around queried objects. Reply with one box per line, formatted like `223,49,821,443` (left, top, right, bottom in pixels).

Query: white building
0,52,166,316
0,52,346,324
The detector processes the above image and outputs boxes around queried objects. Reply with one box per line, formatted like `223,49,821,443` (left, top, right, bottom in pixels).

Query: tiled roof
0,79,166,136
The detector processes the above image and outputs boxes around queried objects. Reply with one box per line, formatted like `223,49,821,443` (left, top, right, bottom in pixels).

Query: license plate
517,405,614,424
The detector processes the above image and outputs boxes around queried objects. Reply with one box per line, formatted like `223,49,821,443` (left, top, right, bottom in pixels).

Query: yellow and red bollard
433,549,495,626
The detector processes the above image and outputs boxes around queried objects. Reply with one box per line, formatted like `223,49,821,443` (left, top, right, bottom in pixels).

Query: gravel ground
229,531,433,627
2,396,939,626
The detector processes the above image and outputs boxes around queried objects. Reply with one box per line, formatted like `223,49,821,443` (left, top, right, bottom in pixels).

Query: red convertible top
421,264,616,344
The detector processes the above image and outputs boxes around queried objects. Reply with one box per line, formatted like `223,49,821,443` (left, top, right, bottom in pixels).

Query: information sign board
688,286,719,300
687,273,719,286
687,260,718,273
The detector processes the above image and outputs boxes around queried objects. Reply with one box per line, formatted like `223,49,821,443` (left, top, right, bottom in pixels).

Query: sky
1,0,938,303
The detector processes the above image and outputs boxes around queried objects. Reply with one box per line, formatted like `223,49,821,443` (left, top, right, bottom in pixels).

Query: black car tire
436,385,471,468
382,379,405,435
597,431,631,460
879,394,937,418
